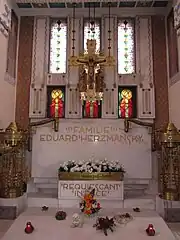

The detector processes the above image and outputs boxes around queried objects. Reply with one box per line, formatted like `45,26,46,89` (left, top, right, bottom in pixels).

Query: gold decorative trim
58,172,124,181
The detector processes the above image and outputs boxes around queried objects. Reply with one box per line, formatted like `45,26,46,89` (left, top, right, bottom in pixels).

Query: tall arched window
118,19,135,74
49,19,67,73
83,20,101,53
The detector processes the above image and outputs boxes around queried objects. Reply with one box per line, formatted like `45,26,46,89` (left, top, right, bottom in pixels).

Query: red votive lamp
146,224,155,236
25,222,34,234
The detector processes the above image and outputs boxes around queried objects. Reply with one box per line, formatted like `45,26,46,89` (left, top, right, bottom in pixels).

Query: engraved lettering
62,184,68,190
87,135,94,142
40,134,45,141
39,126,145,145
60,183,123,199
47,134,52,141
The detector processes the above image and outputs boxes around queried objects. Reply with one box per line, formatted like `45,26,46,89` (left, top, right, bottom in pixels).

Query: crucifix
69,39,115,89
69,39,115,118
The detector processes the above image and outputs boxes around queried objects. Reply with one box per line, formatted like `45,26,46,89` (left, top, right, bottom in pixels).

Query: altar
27,8,156,204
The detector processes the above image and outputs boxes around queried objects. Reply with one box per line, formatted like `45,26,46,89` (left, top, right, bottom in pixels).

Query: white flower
103,166,107,171
76,167,80,171
88,168,93,173
63,162,67,168
64,166,68,171
60,158,124,173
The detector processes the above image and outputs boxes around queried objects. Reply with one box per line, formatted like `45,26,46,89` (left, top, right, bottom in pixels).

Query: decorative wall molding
47,73,67,85
102,16,117,88
68,17,81,57
103,16,116,57
102,87,117,118
29,16,49,118
137,82,155,118
29,84,46,118
118,74,138,85
137,16,153,84
66,86,80,118
67,17,82,86
136,16,155,118
31,17,49,85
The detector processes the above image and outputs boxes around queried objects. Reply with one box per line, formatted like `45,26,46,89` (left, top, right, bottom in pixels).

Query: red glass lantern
25,222,34,234
146,224,155,236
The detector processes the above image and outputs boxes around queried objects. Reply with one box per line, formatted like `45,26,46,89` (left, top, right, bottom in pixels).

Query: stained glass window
118,19,135,74
49,20,67,73
47,86,65,118
118,86,137,118
84,20,101,53
82,101,102,118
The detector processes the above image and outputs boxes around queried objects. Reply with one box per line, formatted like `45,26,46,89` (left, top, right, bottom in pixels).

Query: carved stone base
0,194,27,219
165,208,180,222
0,206,16,220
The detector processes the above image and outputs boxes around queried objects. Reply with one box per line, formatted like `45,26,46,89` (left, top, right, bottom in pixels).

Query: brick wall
152,16,169,129
15,17,34,129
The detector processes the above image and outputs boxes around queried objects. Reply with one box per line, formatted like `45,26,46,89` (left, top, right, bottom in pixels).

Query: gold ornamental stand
0,122,29,198
159,123,180,201
158,123,180,221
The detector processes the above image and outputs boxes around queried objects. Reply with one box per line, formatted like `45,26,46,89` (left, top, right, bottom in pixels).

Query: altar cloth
1,208,176,240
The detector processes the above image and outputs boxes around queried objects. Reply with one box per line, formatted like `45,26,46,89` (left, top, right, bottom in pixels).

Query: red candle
25,222,34,234
146,224,155,236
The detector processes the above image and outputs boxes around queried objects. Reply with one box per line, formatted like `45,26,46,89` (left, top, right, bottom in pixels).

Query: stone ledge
0,194,27,218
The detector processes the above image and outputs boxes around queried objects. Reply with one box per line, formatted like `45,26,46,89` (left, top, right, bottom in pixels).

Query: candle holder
25,222,34,234
146,224,155,236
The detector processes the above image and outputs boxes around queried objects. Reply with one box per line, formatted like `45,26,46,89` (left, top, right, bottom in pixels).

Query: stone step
36,183,57,189
27,192,155,210
34,178,57,184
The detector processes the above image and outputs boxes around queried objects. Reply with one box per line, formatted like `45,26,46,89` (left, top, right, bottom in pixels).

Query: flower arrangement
55,210,67,220
80,188,101,216
59,158,125,173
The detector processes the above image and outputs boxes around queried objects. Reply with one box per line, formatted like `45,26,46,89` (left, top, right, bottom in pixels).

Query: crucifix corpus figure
69,39,113,89
77,40,106,89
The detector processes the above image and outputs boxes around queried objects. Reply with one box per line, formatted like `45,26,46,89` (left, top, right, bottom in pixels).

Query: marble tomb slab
1,208,176,240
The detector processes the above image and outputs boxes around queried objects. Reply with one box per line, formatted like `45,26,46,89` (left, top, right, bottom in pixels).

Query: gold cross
69,39,115,67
